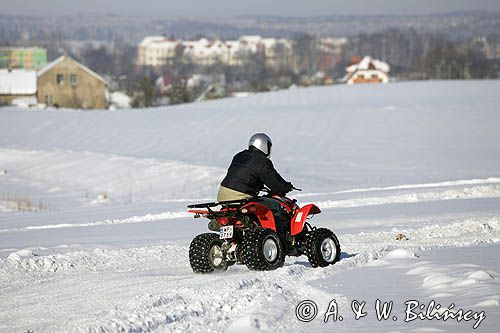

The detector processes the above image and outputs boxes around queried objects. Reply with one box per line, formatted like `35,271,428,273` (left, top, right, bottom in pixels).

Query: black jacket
221,147,293,196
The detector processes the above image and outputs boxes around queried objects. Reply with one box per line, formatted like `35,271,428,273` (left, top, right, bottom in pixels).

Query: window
56,74,64,85
70,74,78,86
371,74,379,79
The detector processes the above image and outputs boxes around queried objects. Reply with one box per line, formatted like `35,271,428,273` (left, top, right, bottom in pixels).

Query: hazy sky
2,0,499,17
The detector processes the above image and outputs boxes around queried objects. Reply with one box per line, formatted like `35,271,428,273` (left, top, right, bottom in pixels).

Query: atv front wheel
305,228,341,267
242,228,285,271
189,233,228,273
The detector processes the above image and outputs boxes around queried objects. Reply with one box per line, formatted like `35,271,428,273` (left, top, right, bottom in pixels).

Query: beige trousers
217,185,252,202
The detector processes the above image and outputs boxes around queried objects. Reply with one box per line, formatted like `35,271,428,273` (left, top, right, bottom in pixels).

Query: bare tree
293,33,319,75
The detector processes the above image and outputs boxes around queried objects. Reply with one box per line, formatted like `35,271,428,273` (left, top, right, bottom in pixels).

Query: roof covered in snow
139,36,168,47
239,35,262,44
183,39,228,58
346,56,390,73
37,55,108,85
0,69,37,95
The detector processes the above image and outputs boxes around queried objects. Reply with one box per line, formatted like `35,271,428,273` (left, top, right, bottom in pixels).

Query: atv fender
291,204,321,236
242,202,276,231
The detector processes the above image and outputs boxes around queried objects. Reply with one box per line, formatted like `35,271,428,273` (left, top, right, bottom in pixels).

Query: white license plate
220,225,234,239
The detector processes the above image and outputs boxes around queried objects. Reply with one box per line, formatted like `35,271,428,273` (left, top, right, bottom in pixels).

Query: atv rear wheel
242,228,285,271
189,233,228,273
305,228,341,267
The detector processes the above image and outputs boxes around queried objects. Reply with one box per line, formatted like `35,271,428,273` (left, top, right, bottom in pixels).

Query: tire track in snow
311,184,500,210
296,177,500,197
0,211,190,233
1,216,499,332
76,216,500,332
2,180,500,234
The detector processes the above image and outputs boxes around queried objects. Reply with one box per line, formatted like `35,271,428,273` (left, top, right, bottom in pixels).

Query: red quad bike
187,189,341,273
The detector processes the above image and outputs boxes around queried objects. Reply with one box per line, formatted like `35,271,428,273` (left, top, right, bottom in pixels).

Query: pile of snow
408,263,497,303
12,97,38,108
109,91,131,109
384,248,418,259
0,148,224,208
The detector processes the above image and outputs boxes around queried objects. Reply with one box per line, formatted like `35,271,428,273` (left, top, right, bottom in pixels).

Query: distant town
0,12,499,110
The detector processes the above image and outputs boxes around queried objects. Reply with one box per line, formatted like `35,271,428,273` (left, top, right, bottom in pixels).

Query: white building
342,56,391,84
137,35,295,69
183,39,227,66
138,37,182,67
261,38,294,69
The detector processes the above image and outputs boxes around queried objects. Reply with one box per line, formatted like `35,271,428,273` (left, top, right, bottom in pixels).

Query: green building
0,47,47,70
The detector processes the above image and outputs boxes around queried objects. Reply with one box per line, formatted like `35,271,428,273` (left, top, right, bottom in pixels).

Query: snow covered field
0,80,499,332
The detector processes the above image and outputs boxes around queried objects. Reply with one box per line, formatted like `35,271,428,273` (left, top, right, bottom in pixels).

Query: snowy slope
1,80,500,332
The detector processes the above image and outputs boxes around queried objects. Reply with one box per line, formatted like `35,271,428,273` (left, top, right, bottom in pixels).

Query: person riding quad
217,133,293,238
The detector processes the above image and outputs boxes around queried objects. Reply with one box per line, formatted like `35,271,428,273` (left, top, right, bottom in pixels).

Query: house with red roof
342,56,391,84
